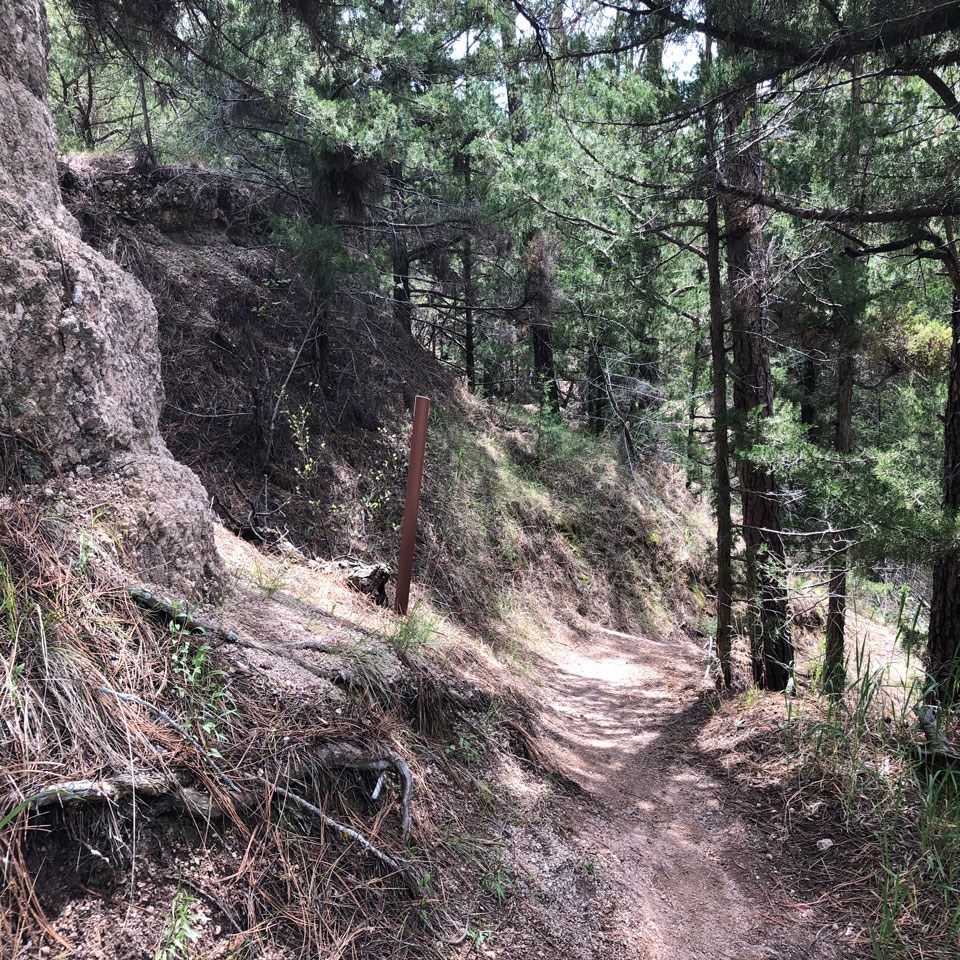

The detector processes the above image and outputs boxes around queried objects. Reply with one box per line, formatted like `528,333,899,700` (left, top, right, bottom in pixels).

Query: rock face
0,1,223,596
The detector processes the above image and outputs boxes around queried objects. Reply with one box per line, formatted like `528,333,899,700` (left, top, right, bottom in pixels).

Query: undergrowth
420,400,710,641
783,620,960,959
0,502,462,958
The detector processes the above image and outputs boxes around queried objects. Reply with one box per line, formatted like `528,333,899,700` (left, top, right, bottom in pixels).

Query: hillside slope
5,157,729,954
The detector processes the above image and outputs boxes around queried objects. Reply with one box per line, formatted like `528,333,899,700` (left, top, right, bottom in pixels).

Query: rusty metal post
395,395,431,614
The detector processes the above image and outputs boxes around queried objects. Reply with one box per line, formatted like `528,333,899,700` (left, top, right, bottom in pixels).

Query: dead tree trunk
721,87,793,691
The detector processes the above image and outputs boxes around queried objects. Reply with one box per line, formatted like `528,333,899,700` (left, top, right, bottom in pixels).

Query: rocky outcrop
0,0,223,596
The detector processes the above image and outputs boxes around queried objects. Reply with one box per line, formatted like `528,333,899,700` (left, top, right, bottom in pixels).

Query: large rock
0,0,223,596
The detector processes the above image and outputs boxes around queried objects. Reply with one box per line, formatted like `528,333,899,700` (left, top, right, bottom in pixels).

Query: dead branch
17,774,414,887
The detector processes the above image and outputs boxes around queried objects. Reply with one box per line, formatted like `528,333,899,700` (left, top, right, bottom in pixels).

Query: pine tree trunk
462,158,476,391
929,288,960,703
826,345,854,692
500,14,528,144
585,341,606,433
707,190,734,689
525,232,560,411
825,63,864,694
389,162,412,334
721,87,793,691
705,41,734,689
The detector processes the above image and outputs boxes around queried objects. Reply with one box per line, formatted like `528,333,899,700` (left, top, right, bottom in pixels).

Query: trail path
503,621,849,960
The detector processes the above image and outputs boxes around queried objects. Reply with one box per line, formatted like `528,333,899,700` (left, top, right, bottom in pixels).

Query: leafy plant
481,865,513,905
444,733,486,766
169,622,236,750
155,887,201,960
467,926,494,947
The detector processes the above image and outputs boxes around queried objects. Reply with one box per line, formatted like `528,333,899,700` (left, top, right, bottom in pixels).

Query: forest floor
10,520,889,959
488,616,858,960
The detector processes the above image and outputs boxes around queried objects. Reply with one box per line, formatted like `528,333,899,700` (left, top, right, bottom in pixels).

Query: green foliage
785,632,960,958
270,219,359,296
388,602,438,652
168,621,236,750
155,886,202,960
444,733,486,766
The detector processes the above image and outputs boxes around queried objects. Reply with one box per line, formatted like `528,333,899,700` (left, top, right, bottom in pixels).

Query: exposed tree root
21,773,419,891
28,776,218,819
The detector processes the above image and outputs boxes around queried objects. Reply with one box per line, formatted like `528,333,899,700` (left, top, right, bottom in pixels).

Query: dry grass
699,612,960,960
0,500,481,958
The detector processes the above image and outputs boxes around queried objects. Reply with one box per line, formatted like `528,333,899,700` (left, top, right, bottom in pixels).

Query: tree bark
462,157,476,391
585,339,606,433
825,61,864,694
707,198,734,689
704,54,734,689
929,287,960,703
389,162,412,334
825,341,854,693
500,13,528,144
525,232,561,411
721,86,792,691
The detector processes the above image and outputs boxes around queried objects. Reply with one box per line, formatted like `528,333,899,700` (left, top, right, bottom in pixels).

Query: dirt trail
515,621,849,960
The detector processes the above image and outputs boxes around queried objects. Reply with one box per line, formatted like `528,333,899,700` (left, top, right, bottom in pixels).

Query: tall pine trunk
525,232,560,411
707,194,734,688
389,162,412,334
721,88,793,691
704,55,733,689
929,284,960,703
825,343,854,692
825,63,865,693
462,156,476,391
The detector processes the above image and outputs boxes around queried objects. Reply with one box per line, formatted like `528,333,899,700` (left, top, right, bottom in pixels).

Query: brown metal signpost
395,395,431,615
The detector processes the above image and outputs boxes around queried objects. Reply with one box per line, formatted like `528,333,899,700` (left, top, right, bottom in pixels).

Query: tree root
28,776,217,819
126,588,413,833
19,772,417,892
